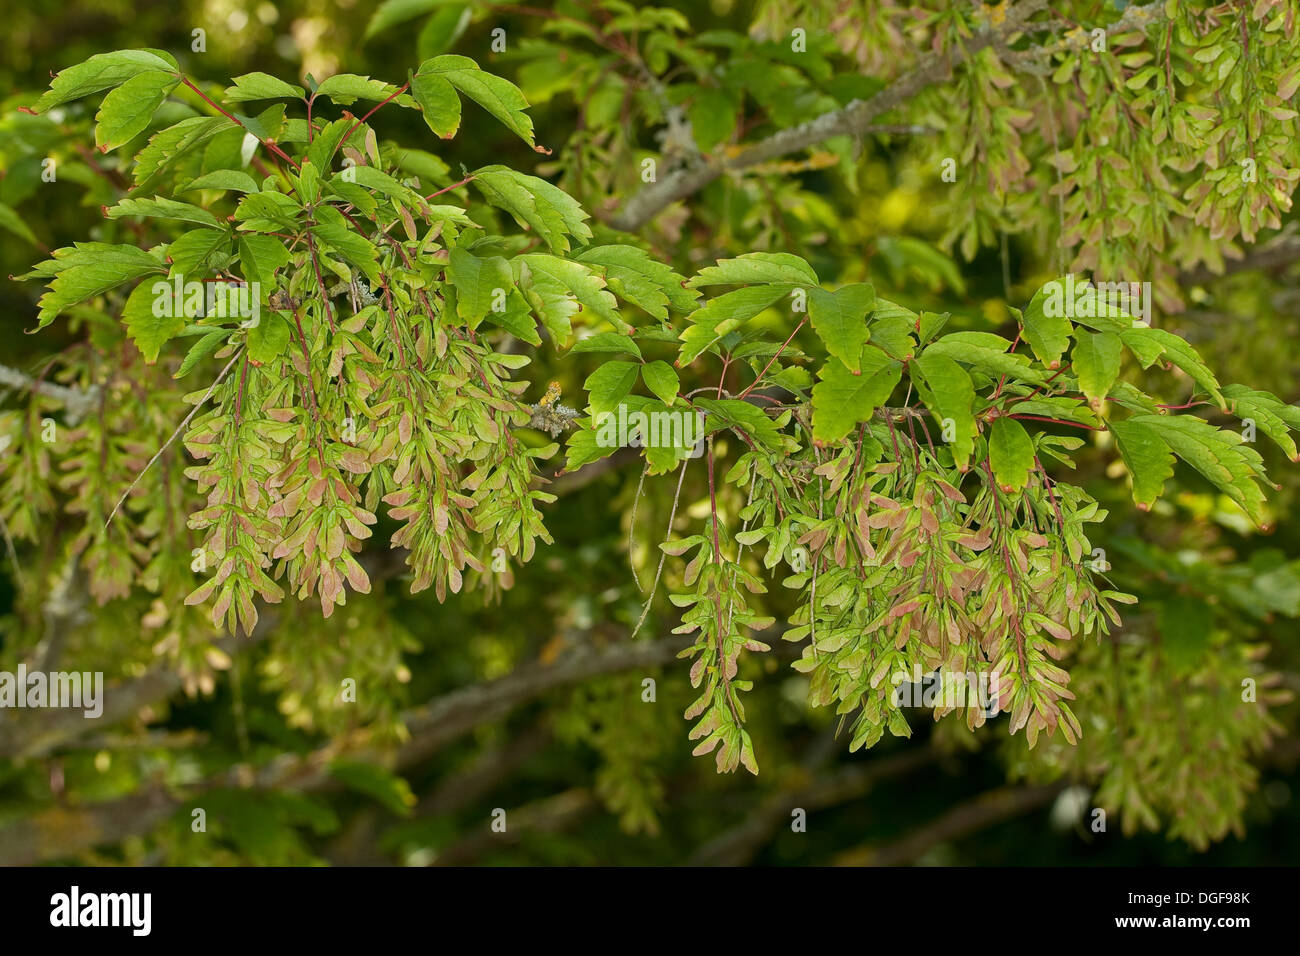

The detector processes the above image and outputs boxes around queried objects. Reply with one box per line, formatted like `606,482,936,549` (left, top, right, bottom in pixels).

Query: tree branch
831,782,1065,866
0,363,99,424
425,788,596,866
0,620,272,760
689,740,937,866
0,631,691,865
0,439,644,761
327,724,553,865
605,2,1180,232
605,0,1051,231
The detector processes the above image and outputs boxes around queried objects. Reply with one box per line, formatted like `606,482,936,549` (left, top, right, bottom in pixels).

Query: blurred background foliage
0,0,1296,866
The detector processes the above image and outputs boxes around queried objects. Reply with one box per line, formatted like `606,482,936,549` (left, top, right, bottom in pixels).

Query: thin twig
104,351,242,528
630,456,690,639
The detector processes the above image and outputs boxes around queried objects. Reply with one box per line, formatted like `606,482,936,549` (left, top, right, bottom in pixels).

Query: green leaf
106,196,220,229
584,360,640,416
94,71,178,152
677,320,738,369
121,279,183,363
176,329,228,377
609,397,701,474
167,229,229,275
1072,331,1122,409
313,74,413,107
911,352,976,469
1121,327,1226,410
688,253,818,288
1129,414,1269,524
34,244,165,329
695,398,790,450
410,70,461,139
414,55,537,147
473,166,591,253
515,253,623,345
989,417,1034,492
325,179,378,217
923,334,1046,386
641,360,680,404
390,146,452,188
932,331,1011,352
0,203,39,246
182,170,260,194
810,346,902,443
132,116,233,188
1222,384,1300,462
305,118,353,173
689,285,788,329
34,50,177,112
236,103,288,144
1110,418,1175,511
866,302,918,361
328,761,415,817
247,313,291,364
1107,379,1162,415
1010,395,1100,428
298,158,326,206
233,191,302,231
342,166,424,207
574,245,699,319
365,0,446,39
238,235,290,288
868,321,920,366
1020,280,1074,368
447,246,514,327
677,286,787,366
224,72,306,102
565,422,619,472
20,241,155,280
918,310,950,343
310,206,380,284
483,290,540,345
570,332,642,359
808,283,874,373
417,4,472,58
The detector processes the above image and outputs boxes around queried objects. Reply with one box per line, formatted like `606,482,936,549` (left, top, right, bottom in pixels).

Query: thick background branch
0,362,98,424
689,741,937,866
0,631,689,865
606,0,1053,231
605,2,1180,232
832,783,1066,866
